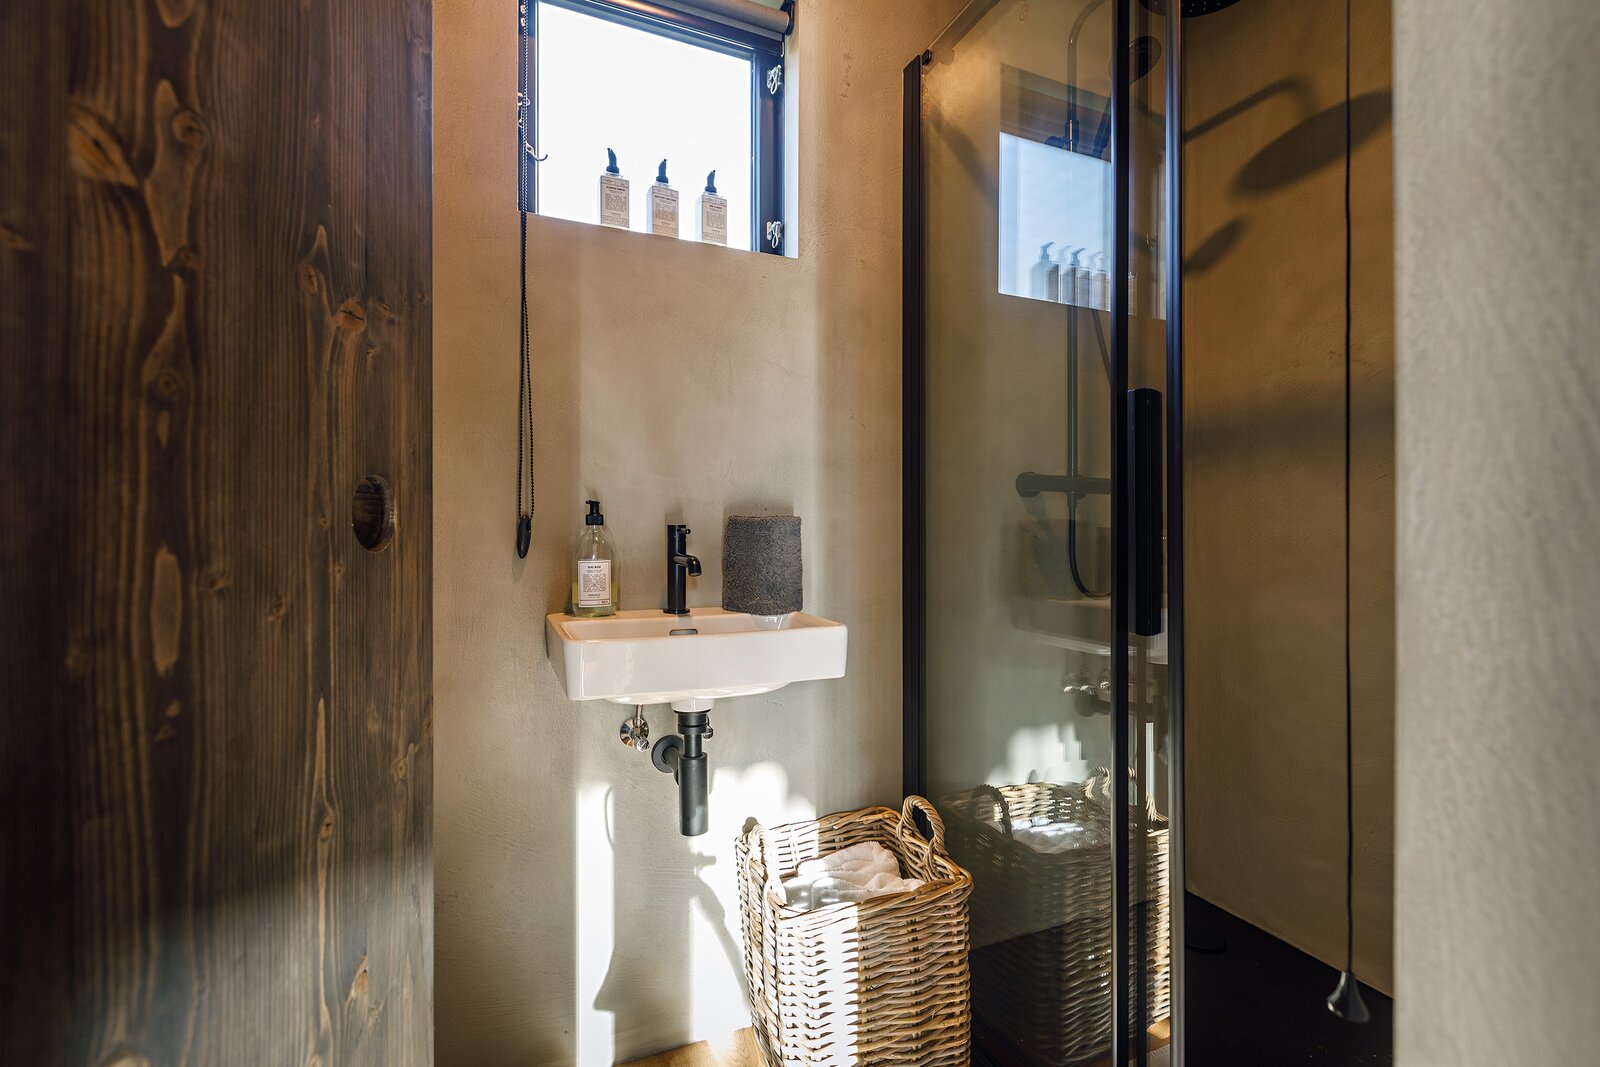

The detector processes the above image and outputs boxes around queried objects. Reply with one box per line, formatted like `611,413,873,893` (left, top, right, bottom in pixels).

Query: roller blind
604,0,792,42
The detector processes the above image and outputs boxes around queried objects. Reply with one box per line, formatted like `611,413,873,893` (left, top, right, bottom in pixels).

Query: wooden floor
621,1028,761,1067
1087,1020,1171,1067
620,1021,1170,1067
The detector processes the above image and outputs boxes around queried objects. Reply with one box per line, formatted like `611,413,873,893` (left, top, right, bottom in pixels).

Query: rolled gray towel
722,515,802,615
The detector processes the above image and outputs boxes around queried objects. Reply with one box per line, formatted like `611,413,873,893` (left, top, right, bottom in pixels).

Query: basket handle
753,824,783,901
1085,766,1161,821
973,783,1014,837
897,795,950,873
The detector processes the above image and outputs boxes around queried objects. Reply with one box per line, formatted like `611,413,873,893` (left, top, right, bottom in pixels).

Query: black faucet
665,524,702,615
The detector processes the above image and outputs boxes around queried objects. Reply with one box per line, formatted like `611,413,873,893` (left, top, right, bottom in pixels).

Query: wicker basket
940,774,1170,1067
736,796,974,1066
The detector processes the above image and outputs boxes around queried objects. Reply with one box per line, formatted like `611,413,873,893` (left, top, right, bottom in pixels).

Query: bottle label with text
577,559,612,607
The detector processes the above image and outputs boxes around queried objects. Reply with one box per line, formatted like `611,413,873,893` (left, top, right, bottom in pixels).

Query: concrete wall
1182,0,1396,992
1394,0,1600,1059
433,1,958,1063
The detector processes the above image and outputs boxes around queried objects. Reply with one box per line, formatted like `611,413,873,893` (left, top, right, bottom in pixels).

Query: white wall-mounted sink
546,607,848,711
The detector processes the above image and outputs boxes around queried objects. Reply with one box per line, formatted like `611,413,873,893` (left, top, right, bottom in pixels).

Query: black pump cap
605,148,619,175
656,159,669,184
585,499,604,525
705,170,717,194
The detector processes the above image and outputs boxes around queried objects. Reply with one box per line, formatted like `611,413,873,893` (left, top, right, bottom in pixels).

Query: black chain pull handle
516,210,533,559
516,2,536,558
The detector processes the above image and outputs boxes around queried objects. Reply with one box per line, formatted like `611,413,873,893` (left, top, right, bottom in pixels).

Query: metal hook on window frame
516,92,548,163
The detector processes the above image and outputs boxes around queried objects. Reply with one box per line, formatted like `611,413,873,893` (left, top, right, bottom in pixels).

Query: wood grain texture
619,1021,1172,1066
621,1029,761,1067
0,0,433,1063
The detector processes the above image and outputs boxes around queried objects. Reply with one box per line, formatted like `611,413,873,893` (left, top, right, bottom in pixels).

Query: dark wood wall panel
1,0,433,1063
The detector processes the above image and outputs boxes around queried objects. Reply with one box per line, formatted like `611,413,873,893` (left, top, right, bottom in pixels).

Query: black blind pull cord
1327,0,1369,1024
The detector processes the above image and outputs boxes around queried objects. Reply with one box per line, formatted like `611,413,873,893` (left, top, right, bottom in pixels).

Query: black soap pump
572,500,617,618
647,158,679,237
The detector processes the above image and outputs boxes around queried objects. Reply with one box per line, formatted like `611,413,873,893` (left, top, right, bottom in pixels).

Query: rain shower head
1062,31,1166,153
1128,35,1163,82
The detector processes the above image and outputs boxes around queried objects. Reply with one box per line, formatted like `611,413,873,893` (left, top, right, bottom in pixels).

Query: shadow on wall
578,759,817,1063
590,786,753,1055
1183,86,1392,279
1234,91,1392,194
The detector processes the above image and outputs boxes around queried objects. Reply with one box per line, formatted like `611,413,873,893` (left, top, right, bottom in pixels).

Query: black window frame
519,0,787,255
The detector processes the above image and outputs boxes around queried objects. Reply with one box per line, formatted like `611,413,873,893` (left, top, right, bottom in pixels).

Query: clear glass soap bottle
572,500,618,617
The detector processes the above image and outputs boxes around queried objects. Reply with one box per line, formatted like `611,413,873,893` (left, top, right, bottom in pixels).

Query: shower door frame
900,2,1186,1063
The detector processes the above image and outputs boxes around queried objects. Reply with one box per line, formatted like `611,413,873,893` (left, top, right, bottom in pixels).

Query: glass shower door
904,1,1179,1063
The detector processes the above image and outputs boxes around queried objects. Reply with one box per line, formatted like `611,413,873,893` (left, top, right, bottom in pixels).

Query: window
998,65,1113,304
995,64,1166,313
999,132,1112,302
521,0,789,254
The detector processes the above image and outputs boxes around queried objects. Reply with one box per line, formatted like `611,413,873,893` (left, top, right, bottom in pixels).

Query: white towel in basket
1011,817,1090,854
779,841,924,910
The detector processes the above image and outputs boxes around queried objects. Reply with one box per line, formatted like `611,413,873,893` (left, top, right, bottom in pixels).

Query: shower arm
1066,0,1110,151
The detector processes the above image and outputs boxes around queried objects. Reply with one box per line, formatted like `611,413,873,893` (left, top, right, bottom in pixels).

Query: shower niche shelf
1011,596,1169,663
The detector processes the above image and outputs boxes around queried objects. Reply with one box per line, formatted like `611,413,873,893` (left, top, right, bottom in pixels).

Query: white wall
432,1,960,1063
1394,0,1600,1059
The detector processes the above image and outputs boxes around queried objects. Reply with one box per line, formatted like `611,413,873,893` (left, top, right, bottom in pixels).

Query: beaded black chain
515,1,536,558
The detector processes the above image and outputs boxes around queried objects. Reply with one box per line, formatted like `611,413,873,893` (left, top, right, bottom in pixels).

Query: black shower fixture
1068,0,1243,155
1076,35,1164,164
1128,35,1164,83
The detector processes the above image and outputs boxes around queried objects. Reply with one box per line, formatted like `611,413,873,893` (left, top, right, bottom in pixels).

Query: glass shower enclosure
903,1,1181,1063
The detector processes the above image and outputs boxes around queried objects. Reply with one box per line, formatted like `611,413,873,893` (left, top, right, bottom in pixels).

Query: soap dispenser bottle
572,500,618,618
1061,246,1085,307
598,148,630,229
647,159,679,237
1030,241,1059,301
696,170,728,245
1091,252,1109,311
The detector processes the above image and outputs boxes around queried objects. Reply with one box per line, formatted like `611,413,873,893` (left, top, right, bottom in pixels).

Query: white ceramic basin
546,607,848,710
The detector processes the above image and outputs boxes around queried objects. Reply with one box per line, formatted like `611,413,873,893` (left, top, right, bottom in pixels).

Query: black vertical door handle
1128,388,1163,637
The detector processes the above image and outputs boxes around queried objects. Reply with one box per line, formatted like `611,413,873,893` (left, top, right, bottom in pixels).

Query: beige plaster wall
433,1,959,1063
1182,0,1396,991
1394,0,1600,1059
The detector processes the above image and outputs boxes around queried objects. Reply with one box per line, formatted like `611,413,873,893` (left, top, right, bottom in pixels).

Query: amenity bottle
696,170,728,245
599,148,630,229
1031,242,1060,301
572,500,618,618
647,159,679,237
